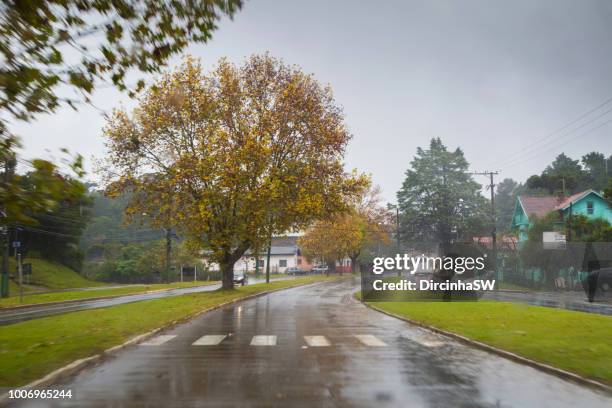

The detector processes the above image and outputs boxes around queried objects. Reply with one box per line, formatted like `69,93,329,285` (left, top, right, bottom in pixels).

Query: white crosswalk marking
304,335,331,347
250,335,277,346
140,334,177,346
354,334,387,347
401,331,446,348
192,335,227,346
418,340,445,348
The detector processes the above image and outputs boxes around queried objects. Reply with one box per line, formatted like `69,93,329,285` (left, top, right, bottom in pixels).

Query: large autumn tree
103,55,366,288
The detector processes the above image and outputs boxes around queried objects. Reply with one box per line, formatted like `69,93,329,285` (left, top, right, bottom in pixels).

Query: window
587,201,594,215
297,258,302,265
257,260,264,268
279,259,287,267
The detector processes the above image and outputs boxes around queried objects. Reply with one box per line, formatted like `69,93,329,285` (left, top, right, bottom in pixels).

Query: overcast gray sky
11,0,612,203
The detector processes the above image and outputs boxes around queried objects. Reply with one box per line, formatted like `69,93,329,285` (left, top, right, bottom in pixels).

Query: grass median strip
369,300,612,385
0,281,219,309
0,275,341,388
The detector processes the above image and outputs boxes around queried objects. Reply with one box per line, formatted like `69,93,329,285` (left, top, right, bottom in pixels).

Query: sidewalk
484,290,612,315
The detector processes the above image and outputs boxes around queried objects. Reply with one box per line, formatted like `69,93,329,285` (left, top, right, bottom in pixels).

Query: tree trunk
221,260,235,289
350,256,358,274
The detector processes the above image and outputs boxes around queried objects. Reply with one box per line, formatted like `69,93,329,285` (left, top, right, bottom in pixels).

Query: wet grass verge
0,281,219,309
0,275,342,388
367,300,612,385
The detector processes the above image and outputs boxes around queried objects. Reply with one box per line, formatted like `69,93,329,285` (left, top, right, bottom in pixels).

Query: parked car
311,265,329,274
584,267,612,302
233,271,248,286
286,267,307,275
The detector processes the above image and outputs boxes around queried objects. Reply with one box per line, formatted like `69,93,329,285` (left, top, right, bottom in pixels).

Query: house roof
271,236,299,247
269,246,297,256
245,245,297,256
518,196,561,219
518,189,604,220
555,189,602,210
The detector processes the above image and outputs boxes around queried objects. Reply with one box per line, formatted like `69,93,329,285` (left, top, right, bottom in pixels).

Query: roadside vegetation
0,275,343,388
369,300,612,385
8,258,102,290
0,281,217,309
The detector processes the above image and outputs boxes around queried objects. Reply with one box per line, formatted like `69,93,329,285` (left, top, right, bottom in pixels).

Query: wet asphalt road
482,291,612,315
0,277,289,326
8,279,611,408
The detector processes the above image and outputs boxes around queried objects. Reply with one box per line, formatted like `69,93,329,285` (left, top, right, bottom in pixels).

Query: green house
511,189,612,242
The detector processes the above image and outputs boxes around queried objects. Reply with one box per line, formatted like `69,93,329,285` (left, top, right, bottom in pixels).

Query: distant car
233,271,248,286
286,267,307,275
584,267,612,302
311,265,329,274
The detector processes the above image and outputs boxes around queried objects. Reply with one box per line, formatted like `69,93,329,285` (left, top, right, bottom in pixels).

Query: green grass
0,281,219,308
370,300,612,385
0,275,341,388
8,258,103,290
8,280,41,295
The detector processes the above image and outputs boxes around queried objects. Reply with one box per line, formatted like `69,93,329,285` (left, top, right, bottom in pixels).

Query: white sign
543,232,566,249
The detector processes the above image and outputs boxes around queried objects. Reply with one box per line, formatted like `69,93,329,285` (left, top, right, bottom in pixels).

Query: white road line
354,334,387,347
192,335,227,346
304,335,331,347
250,335,277,346
140,334,177,346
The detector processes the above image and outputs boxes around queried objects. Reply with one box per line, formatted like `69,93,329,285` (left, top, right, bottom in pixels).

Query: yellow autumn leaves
102,54,367,287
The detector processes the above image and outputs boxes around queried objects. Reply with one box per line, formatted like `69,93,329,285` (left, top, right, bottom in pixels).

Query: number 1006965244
8,389,72,399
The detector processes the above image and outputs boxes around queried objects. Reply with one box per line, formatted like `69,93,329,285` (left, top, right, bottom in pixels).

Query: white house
235,245,300,274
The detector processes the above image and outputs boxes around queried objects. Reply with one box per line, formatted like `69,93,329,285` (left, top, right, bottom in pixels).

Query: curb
363,302,612,395
0,284,219,312
0,278,342,406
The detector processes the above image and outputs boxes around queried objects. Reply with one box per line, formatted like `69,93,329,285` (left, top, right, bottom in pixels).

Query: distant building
235,235,315,273
472,235,518,251
511,189,612,242
202,233,352,274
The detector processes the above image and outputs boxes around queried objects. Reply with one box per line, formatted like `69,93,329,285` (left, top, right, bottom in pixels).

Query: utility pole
14,226,21,302
165,227,172,283
1,154,15,298
17,251,23,302
395,205,401,277
471,171,499,288
396,206,400,249
561,178,566,197
265,237,271,284
567,202,573,242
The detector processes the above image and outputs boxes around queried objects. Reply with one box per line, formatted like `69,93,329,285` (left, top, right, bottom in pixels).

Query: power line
488,95,612,167
499,118,612,170
19,226,77,238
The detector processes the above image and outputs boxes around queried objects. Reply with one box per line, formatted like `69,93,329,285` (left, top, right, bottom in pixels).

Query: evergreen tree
397,138,488,251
